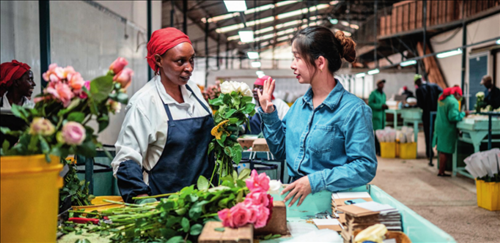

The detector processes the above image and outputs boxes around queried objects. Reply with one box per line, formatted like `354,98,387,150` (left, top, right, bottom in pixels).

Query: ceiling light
245,4,274,14
276,0,302,7
343,31,351,36
341,21,349,27
355,73,366,77
247,52,259,59
400,60,417,67
276,36,290,42
496,39,500,45
350,24,359,29
330,1,339,5
204,0,303,23
436,48,462,58
330,18,338,25
276,4,329,20
224,0,247,12
256,71,265,78
367,69,380,75
239,30,254,43
251,61,262,68
256,26,274,35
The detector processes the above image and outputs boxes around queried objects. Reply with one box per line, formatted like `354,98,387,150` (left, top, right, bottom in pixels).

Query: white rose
220,81,234,94
476,91,485,99
239,82,253,97
268,179,282,194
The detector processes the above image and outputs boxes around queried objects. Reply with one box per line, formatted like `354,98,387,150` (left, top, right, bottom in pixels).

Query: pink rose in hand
46,82,74,107
61,122,86,145
246,169,270,192
113,68,133,90
218,208,234,228
254,205,270,229
109,57,128,75
230,203,251,228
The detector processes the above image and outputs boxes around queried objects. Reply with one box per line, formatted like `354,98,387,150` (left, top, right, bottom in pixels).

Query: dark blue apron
116,85,214,202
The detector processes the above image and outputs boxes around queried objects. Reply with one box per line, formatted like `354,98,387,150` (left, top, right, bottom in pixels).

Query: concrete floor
372,132,500,243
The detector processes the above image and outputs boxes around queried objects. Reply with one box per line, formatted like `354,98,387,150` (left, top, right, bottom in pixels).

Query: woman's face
453,93,462,101
16,70,35,98
290,42,312,84
156,42,195,86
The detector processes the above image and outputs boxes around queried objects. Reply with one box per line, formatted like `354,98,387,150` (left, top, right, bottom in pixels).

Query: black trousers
374,131,381,156
422,113,436,159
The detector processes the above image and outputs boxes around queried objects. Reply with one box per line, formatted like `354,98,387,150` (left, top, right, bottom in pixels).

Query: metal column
423,0,427,57
205,21,209,88
39,0,51,89
183,0,188,34
374,0,378,68
216,35,220,70
460,0,467,90
226,42,229,70
170,1,175,27
147,0,152,81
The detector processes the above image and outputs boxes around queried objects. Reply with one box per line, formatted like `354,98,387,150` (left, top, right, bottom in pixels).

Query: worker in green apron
368,79,388,155
433,86,467,177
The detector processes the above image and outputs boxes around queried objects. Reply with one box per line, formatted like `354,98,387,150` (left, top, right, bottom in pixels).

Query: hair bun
334,31,356,63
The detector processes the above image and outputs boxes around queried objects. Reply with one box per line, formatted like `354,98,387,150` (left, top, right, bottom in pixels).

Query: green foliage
60,159,95,206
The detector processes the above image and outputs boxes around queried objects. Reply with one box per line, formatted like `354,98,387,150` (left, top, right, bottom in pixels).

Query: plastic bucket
399,142,417,159
380,142,396,158
1,154,63,243
476,180,500,211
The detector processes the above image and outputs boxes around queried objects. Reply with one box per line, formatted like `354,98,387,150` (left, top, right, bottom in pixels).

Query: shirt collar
154,76,193,105
302,79,345,110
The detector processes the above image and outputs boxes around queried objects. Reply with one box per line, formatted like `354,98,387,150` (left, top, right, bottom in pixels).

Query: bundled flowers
218,170,278,229
0,57,133,161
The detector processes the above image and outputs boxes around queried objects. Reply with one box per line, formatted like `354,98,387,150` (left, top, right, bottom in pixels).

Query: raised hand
257,77,275,113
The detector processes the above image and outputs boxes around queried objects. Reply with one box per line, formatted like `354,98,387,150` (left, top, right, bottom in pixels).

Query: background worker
415,74,443,164
0,60,36,109
480,75,500,110
433,86,467,177
368,79,388,155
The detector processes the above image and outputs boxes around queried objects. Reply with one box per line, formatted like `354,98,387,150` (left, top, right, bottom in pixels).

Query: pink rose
113,68,133,90
54,66,74,80
230,203,251,228
245,170,270,192
254,205,270,229
68,72,84,90
109,57,128,75
46,82,74,107
42,63,58,81
218,208,234,228
61,121,86,145
245,191,270,207
247,205,260,224
29,118,55,136
107,99,121,113
79,81,91,99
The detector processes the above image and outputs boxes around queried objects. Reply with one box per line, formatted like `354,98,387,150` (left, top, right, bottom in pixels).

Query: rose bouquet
208,81,256,182
0,57,133,161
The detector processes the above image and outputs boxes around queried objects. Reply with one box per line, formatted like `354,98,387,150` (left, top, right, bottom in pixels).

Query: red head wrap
254,75,274,100
403,86,408,91
439,86,463,101
146,27,191,72
0,60,31,95
452,86,462,97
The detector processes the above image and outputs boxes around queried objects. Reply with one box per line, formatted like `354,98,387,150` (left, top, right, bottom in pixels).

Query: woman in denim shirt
257,27,377,207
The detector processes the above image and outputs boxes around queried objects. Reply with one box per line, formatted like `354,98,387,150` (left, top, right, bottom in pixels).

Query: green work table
59,185,455,243
454,118,500,178
385,108,422,155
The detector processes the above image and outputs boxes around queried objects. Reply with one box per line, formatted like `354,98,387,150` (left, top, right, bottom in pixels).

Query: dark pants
374,132,381,156
422,113,436,159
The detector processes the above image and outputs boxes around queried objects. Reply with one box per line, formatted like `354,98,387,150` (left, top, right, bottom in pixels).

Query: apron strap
186,84,212,115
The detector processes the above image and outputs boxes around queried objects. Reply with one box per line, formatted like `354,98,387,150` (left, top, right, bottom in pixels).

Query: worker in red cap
112,28,214,203
246,76,290,135
0,60,36,109
433,86,468,177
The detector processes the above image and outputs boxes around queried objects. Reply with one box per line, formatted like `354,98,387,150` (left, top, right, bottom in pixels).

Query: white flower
239,82,253,97
476,91,485,98
268,179,282,194
220,81,234,94
220,81,253,97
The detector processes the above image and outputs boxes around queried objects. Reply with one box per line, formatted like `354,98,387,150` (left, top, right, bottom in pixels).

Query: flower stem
131,192,176,200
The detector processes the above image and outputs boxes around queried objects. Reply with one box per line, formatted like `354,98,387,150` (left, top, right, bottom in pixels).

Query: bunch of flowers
203,80,222,102
475,91,489,113
0,57,133,161
208,81,256,181
218,170,280,229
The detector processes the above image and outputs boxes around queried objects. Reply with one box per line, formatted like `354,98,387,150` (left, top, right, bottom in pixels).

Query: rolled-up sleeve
307,105,378,193
259,106,287,160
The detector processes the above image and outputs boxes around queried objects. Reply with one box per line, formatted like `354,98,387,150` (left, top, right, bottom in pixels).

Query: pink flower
46,82,74,107
79,81,91,99
245,191,270,207
42,63,58,81
54,66,75,80
107,99,121,113
254,205,270,229
245,170,270,192
68,72,85,90
113,68,133,90
218,208,234,228
29,118,55,136
247,205,260,224
230,203,251,228
109,57,128,75
61,122,86,145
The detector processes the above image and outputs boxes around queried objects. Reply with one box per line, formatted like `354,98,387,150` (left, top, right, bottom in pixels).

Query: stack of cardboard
331,192,373,224
337,201,402,232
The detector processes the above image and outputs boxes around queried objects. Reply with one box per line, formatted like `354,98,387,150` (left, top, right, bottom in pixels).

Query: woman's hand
257,77,275,113
282,176,312,207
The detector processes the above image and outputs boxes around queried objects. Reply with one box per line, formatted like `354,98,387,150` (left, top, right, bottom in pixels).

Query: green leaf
0,127,11,134
214,227,225,232
28,135,39,152
236,190,244,203
238,168,251,180
75,140,96,158
236,180,246,189
39,136,50,154
90,76,114,102
208,142,215,155
97,114,109,132
67,112,85,123
232,144,242,164
223,146,233,157
209,97,224,106
227,118,239,124
181,217,190,232
166,236,184,243
10,105,28,121
175,207,187,216
225,109,237,118
190,224,203,236
117,93,128,104
242,103,256,114
197,175,209,191
88,99,99,115
188,206,202,220
241,96,253,103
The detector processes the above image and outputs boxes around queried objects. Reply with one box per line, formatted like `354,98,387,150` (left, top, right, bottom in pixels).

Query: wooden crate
252,138,269,152
402,3,410,31
199,222,253,243
408,1,417,30
379,16,386,36
391,7,398,34
254,201,288,235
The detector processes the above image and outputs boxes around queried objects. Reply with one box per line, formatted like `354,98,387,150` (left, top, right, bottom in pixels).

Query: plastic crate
399,142,417,159
476,180,500,211
380,142,396,158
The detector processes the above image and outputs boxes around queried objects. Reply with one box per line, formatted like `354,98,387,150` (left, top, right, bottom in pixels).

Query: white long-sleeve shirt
111,76,211,184
252,97,290,120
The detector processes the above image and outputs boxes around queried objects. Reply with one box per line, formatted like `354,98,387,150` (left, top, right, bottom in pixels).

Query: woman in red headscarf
111,28,214,203
0,60,36,109
433,86,468,176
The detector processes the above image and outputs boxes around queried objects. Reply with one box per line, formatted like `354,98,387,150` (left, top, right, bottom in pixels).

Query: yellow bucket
380,142,396,158
399,142,417,159
1,155,63,243
476,180,500,211
72,196,124,212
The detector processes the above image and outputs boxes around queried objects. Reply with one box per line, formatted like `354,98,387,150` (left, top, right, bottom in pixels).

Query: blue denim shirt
259,81,377,193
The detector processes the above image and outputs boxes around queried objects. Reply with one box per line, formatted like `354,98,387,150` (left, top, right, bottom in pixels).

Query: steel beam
39,0,51,89
183,0,188,34
205,21,209,87
147,0,152,81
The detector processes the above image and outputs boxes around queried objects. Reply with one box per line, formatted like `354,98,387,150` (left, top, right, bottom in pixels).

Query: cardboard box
199,221,253,243
255,201,288,235
237,137,257,150
252,138,269,152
